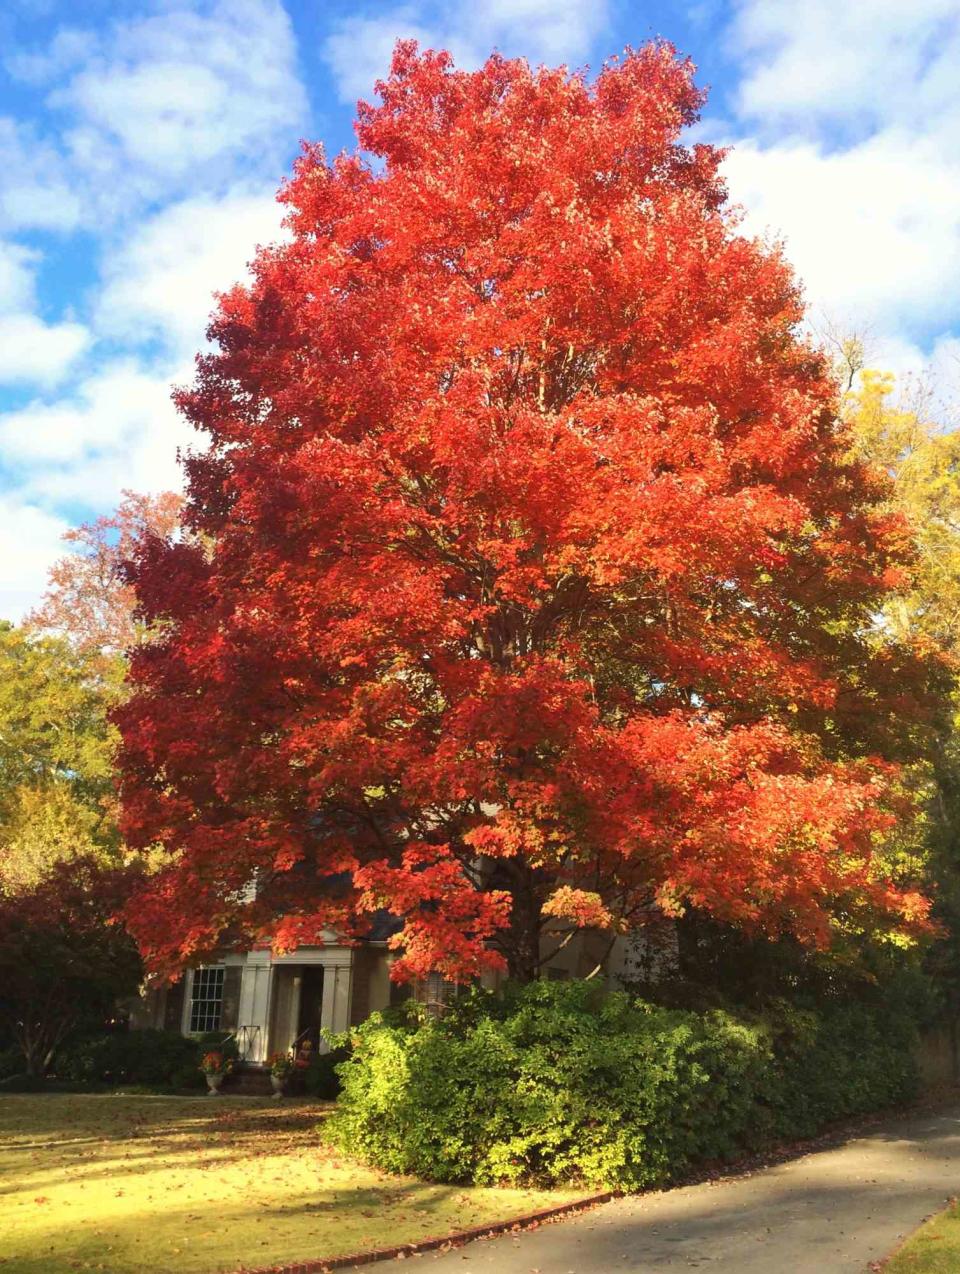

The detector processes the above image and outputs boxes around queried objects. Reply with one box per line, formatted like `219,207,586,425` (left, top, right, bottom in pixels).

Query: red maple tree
117,43,935,984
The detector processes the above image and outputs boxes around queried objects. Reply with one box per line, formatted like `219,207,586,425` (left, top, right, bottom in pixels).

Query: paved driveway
362,1105,960,1273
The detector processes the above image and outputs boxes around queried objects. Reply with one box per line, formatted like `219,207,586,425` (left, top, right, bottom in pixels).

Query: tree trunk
504,867,543,984
21,1025,43,1077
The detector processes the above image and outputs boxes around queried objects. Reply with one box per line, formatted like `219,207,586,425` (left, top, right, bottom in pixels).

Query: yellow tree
844,365,960,1009
844,369,960,651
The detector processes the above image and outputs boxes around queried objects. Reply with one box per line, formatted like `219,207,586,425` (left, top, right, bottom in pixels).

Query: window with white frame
189,965,225,1033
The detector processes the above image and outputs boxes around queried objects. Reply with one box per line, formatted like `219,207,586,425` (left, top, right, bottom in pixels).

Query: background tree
844,370,960,650
0,623,119,893
29,489,182,662
118,42,937,985
842,365,960,1018
0,859,141,1075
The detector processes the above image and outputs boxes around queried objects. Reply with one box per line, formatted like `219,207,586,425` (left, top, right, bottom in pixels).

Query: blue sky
1,0,959,620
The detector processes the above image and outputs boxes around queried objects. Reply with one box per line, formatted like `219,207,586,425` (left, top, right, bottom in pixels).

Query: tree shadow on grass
0,1097,337,1199
0,1175,510,1274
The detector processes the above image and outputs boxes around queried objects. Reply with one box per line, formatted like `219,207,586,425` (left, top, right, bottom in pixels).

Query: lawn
0,1094,584,1273
886,1199,960,1272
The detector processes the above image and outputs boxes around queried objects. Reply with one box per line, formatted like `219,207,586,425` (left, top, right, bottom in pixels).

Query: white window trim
182,964,226,1035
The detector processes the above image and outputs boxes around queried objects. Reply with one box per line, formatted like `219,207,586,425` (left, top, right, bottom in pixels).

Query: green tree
0,623,119,893
0,859,141,1075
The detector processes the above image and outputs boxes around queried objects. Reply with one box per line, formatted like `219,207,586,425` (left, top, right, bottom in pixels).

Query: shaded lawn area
0,1094,584,1273
886,1199,960,1272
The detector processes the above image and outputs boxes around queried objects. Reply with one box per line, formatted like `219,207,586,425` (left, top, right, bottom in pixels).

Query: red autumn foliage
117,42,936,984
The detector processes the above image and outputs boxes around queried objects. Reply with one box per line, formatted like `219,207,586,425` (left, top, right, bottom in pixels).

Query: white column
319,960,354,1044
236,957,272,1063
250,965,272,1062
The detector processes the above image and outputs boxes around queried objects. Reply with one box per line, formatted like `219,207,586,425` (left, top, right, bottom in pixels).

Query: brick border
241,1190,616,1274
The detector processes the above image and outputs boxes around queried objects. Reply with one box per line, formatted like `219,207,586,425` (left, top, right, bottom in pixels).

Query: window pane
189,965,225,1033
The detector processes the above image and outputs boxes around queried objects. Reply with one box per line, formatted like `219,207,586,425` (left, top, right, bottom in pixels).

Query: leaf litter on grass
0,1095,585,1273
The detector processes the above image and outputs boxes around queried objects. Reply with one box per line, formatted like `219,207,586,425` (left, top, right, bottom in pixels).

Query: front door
297,965,325,1051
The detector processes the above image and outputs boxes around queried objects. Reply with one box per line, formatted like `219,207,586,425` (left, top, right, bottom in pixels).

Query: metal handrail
233,1024,261,1062
291,1027,314,1053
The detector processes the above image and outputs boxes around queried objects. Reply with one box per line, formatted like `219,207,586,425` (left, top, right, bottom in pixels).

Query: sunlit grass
0,1094,583,1273
885,1199,960,1272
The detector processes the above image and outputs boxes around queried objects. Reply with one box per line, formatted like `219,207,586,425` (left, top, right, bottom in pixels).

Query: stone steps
224,1066,273,1096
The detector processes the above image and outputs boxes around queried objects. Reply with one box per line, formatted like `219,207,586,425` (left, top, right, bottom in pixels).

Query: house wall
349,948,393,1025
233,954,271,1062
127,945,361,1063
129,924,676,1057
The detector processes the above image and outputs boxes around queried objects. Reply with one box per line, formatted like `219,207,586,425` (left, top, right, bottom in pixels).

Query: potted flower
200,1050,232,1094
268,1051,293,1098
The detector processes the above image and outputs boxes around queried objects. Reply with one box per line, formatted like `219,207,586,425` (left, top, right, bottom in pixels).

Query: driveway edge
242,1191,617,1273
243,1086,960,1274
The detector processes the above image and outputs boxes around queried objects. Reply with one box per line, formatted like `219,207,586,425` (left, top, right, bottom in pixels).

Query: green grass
0,1093,584,1273
885,1199,960,1272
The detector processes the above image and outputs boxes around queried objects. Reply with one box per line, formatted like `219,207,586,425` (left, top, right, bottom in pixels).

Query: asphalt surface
361,1104,960,1272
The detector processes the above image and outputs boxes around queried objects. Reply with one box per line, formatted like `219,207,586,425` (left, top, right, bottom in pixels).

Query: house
131,925,669,1065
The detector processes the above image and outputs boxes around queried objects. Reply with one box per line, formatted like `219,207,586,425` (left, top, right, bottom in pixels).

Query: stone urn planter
267,1052,293,1100
200,1050,231,1095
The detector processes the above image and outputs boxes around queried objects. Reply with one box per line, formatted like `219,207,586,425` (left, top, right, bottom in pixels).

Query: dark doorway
297,966,325,1051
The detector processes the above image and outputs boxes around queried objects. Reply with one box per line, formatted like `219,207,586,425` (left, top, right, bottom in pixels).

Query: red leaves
355,845,511,981
116,42,935,982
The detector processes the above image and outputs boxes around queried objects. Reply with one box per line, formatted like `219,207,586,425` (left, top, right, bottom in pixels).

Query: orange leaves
542,887,616,930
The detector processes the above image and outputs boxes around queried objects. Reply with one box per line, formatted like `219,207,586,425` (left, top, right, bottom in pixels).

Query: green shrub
56,1029,202,1088
196,1031,240,1065
171,1061,207,1090
0,1073,47,1092
761,998,918,1138
0,1044,22,1081
301,1043,351,1099
326,981,918,1190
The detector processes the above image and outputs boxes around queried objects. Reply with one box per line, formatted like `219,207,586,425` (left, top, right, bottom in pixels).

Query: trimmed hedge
325,981,918,1189
55,1029,206,1089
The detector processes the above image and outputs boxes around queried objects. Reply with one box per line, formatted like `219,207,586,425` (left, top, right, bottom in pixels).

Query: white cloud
0,313,90,387
95,188,285,358
0,242,38,312
324,8,442,105
716,0,960,378
55,0,305,190
4,0,307,230
729,0,960,134
0,118,83,234
0,361,193,508
322,0,611,105
0,242,91,387
0,0,310,617
722,130,960,332
5,26,97,86
0,497,70,623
